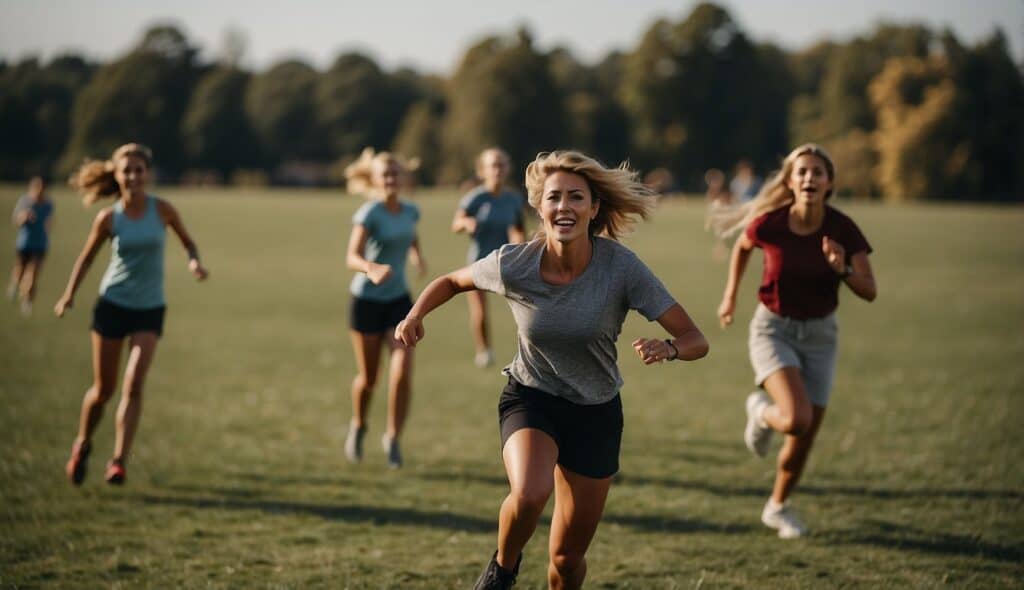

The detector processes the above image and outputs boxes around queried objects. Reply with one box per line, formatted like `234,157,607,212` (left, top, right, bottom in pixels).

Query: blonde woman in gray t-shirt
396,151,708,590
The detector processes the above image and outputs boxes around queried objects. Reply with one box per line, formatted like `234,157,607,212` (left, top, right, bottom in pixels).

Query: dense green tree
59,25,199,178
0,56,94,179
441,28,567,184
620,3,794,187
181,66,260,176
244,59,321,165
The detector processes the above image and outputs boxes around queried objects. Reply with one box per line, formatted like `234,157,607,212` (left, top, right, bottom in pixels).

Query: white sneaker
19,300,32,316
761,500,808,539
744,391,773,457
474,349,494,368
344,424,365,463
381,434,402,469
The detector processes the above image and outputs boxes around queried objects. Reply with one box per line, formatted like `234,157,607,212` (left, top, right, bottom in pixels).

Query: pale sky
2,0,1022,73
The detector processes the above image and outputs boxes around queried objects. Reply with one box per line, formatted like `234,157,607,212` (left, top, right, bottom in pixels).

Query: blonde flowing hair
707,143,836,238
68,143,154,206
344,147,420,197
524,150,654,241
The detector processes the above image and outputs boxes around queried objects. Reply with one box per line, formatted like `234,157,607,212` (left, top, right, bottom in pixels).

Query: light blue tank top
99,196,166,309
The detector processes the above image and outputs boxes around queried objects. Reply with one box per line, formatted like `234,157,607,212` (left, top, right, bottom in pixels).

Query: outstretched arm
55,210,112,316
718,232,754,328
394,266,477,347
633,303,709,365
159,199,208,280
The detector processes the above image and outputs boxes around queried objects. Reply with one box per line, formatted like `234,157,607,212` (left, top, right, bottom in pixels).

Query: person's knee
508,484,551,515
353,372,376,391
91,381,117,404
549,550,585,577
776,406,812,435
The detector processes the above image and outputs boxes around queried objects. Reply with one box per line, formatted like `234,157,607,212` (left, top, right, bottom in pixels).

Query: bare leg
496,428,559,571
771,406,826,504
75,332,123,445
112,332,159,463
7,256,25,299
761,367,813,436
384,333,413,439
20,256,43,302
467,289,489,355
349,331,383,429
547,466,613,590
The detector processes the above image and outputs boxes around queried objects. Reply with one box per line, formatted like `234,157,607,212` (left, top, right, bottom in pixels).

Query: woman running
8,175,54,315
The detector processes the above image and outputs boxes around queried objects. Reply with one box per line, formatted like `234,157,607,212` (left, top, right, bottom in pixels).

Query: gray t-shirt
471,237,677,405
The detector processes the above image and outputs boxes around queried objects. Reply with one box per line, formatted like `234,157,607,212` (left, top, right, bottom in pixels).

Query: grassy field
0,185,1021,589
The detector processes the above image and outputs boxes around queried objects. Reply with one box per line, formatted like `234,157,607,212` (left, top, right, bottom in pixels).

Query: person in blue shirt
451,148,526,368
343,148,426,469
8,176,55,315
56,143,209,486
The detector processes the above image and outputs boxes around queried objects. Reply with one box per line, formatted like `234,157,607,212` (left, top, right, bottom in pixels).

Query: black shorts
349,294,413,334
91,297,166,339
498,377,623,479
16,248,46,264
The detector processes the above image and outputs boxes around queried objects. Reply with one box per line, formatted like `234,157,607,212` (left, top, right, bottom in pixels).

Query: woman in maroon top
711,144,877,538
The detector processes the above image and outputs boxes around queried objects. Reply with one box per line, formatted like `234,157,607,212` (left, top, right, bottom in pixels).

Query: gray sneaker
344,424,366,463
744,391,773,457
761,500,808,539
381,434,402,469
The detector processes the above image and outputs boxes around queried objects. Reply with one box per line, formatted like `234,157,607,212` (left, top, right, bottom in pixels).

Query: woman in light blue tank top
342,148,426,469
7,175,54,315
55,143,209,486
451,148,525,368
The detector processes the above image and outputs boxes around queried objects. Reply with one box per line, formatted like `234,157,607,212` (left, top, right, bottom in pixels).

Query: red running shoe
104,460,126,485
65,440,91,486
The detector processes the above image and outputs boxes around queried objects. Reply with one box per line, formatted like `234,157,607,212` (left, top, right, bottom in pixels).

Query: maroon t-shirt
745,205,872,319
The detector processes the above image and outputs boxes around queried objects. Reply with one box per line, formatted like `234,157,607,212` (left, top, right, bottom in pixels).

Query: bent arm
56,210,111,314
718,232,755,327
843,251,876,302
657,304,710,361
160,200,208,279
451,209,476,234
394,266,477,346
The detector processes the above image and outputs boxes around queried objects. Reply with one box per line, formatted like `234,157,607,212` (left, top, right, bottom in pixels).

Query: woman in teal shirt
8,175,54,315
343,148,426,469
56,143,209,486
451,148,525,368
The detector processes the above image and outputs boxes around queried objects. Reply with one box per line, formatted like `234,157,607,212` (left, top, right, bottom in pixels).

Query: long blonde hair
524,150,653,241
707,143,836,238
344,147,420,197
68,143,154,206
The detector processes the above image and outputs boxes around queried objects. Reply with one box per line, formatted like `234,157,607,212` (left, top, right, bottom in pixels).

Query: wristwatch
664,339,679,361
839,264,853,278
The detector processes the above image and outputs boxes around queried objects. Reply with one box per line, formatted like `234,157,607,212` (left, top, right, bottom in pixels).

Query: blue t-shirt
99,196,166,309
458,187,525,263
14,195,54,251
349,200,420,302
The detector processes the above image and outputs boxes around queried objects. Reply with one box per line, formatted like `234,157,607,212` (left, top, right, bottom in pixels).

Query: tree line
1,2,1021,200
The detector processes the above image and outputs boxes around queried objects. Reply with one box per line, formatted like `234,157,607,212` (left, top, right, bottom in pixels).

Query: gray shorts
748,303,838,407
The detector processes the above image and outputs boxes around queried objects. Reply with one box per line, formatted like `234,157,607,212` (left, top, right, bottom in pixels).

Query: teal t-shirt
349,200,420,302
98,196,166,309
459,187,525,263
14,195,54,251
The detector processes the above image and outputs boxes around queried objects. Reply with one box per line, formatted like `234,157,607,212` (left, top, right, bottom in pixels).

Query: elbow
693,338,710,360
682,333,710,361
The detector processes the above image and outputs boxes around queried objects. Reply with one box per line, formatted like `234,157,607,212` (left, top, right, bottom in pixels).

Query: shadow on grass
826,519,1024,564
134,493,495,533
800,484,1023,501
413,471,509,488
613,473,764,497
603,513,754,535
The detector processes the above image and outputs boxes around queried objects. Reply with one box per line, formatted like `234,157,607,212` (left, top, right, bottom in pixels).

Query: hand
54,295,73,317
464,218,478,235
717,296,736,328
394,316,424,347
632,337,673,365
189,259,209,281
366,263,392,285
822,236,846,274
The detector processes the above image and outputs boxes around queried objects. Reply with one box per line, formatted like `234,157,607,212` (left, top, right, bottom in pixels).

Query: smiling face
539,170,599,244
114,155,149,197
787,153,832,207
478,149,510,192
373,158,402,198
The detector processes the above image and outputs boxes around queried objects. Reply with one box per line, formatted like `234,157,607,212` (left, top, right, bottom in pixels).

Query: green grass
1,185,1021,589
